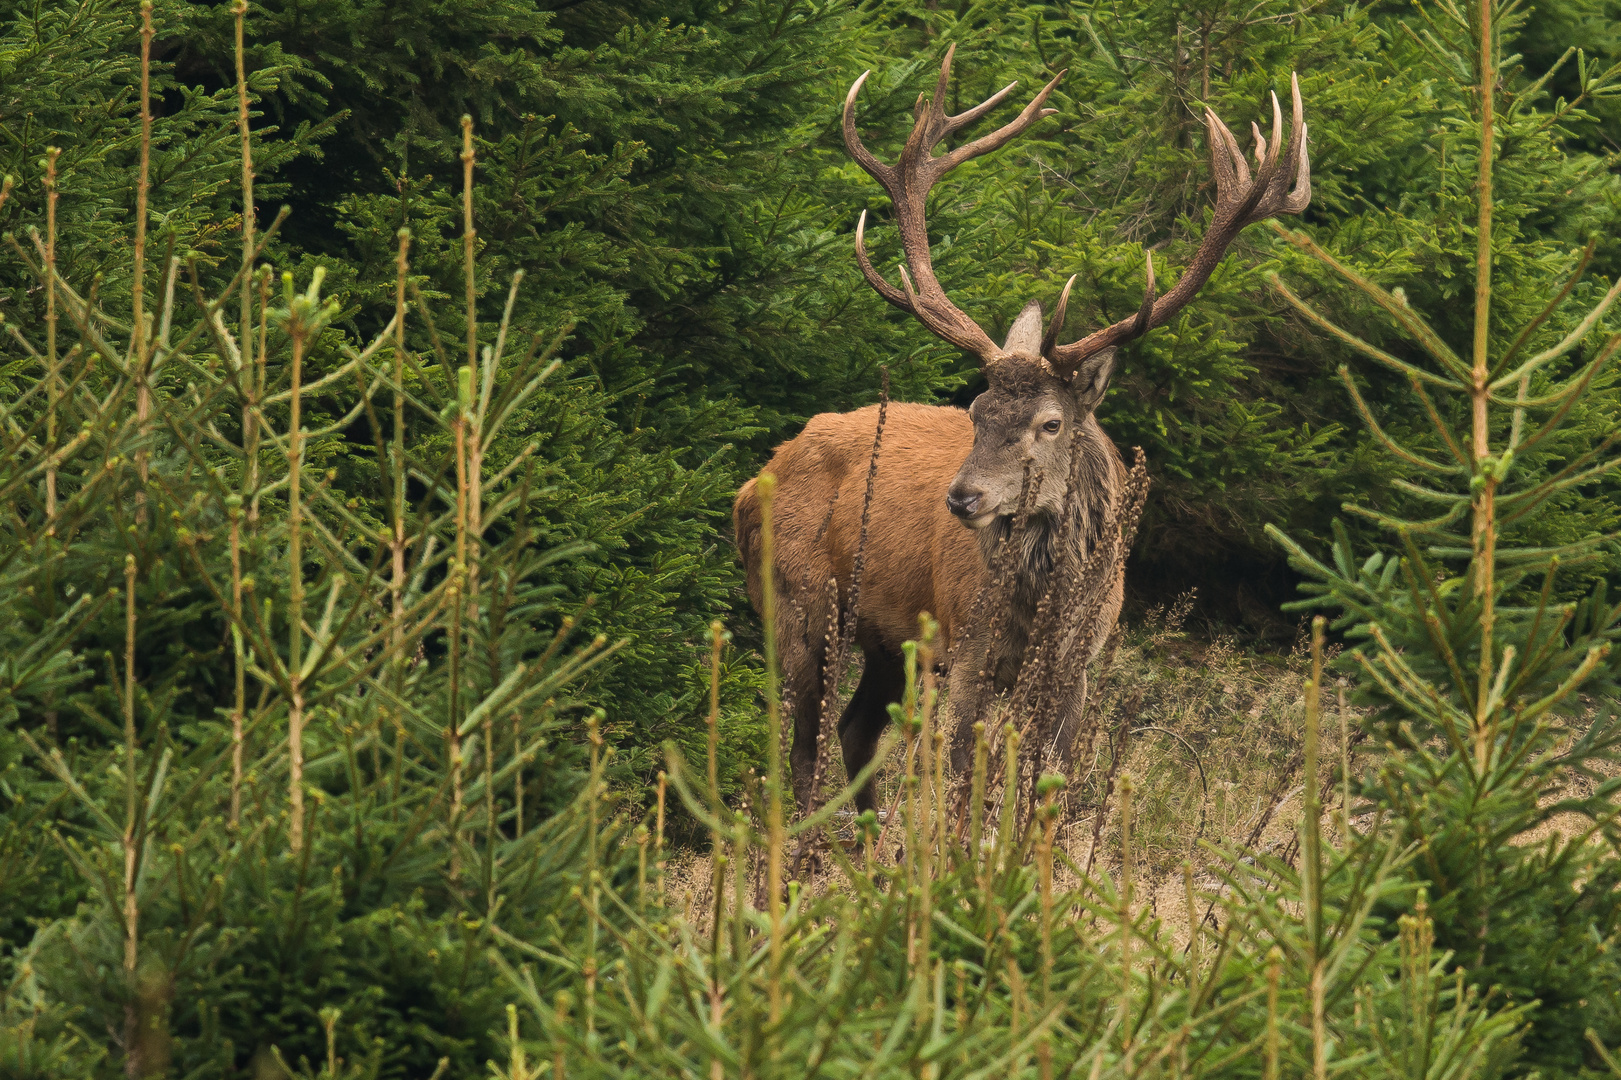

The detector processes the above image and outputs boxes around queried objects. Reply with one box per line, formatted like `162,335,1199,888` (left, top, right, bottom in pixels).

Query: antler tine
935,69,1063,175
842,71,888,182
900,45,963,162
1133,251,1157,334
853,209,913,312
928,43,957,120
1040,274,1077,358
1045,75,1311,373
917,45,1029,142
1206,108,1250,201
947,80,1023,134
1280,74,1311,212
842,46,1063,364
1251,88,1305,215
897,264,921,308
1256,91,1285,188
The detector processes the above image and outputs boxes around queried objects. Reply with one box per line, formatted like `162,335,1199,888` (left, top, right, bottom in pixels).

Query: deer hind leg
838,648,906,813
782,590,831,815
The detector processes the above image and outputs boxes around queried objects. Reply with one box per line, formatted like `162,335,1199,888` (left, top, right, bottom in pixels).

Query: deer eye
1041,419,1062,435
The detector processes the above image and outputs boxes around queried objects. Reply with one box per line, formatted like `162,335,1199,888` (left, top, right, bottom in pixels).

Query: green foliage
1269,2,1621,1074
814,0,1621,616
0,0,326,317
1,0,1620,1076
503,758,1531,1080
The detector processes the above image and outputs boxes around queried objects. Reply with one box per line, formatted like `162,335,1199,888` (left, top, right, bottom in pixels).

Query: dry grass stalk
956,446,1149,837
818,368,888,799
1117,773,1135,1074
1084,689,1140,874
945,459,1038,831
807,575,842,804
390,230,411,818
233,0,254,363
785,370,888,875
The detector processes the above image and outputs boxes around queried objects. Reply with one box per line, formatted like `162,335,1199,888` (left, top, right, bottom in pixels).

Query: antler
845,45,1064,364
1045,75,1311,375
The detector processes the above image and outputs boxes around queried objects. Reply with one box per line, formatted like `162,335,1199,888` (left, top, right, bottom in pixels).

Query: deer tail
733,477,765,610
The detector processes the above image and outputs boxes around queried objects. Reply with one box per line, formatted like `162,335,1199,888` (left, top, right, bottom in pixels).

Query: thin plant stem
706,619,725,1073
1304,616,1324,954
392,231,410,806
1037,784,1057,1005
43,146,59,524
1119,772,1135,1074
122,553,139,978
755,472,785,1031
552,995,569,1080
234,0,254,368
448,363,474,880
932,723,946,867
449,121,476,876
1264,947,1281,1080
968,721,987,880
654,771,667,908
512,712,523,838
229,1,252,831
707,621,724,811
461,121,484,625
287,277,307,856
1312,959,1328,1080
41,146,60,742
484,707,495,911
133,3,153,513
1470,0,1499,771
1182,861,1200,997
121,552,145,1079
1339,683,1352,842
248,270,269,527
229,494,245,828
584,718,602,1044
462,116,478,378
997,725,1020,876
910,635,933,974
730,796,749,1068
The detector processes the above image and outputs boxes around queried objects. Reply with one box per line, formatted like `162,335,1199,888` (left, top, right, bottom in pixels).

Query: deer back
734,402,987,662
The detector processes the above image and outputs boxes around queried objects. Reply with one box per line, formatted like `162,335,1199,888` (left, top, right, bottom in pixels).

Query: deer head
843,45,1311,528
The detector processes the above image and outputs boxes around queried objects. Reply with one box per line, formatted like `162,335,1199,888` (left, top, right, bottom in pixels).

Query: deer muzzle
945,485,994,528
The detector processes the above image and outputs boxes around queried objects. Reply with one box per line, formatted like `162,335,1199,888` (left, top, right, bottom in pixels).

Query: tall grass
0,0,1618,1077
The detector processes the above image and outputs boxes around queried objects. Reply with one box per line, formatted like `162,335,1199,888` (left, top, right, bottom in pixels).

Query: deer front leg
945,635,994,777
1048,669,1091,771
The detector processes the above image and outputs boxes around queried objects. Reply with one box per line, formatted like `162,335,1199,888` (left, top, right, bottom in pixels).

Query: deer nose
945,488,984,519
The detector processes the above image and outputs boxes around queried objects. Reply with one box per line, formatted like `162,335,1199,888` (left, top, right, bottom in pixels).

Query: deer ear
1068,348,1116,410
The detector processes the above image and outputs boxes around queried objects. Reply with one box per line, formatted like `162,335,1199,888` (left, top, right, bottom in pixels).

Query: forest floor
663,598,1337,940
661,598,1617,943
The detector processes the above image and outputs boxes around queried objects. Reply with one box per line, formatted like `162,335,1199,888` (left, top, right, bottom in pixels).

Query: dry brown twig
912,442,1153,848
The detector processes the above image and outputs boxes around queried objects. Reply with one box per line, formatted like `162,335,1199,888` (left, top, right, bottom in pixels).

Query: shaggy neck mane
975,432,1119,596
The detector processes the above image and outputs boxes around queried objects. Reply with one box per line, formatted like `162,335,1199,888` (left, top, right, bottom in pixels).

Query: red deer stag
734,46,1310,812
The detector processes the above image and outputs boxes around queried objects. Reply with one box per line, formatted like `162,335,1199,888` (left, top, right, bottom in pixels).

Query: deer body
736,44,1310,813
737,403,983,662
735,385,1128,811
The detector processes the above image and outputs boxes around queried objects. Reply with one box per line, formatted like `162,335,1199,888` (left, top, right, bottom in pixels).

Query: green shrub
1,1,1619,1077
